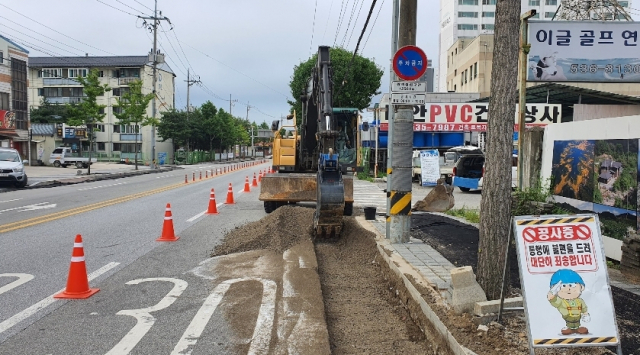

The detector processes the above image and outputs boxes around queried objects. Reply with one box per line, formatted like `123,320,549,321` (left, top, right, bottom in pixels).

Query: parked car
440,145,483,184
0,147,28,188
49,147,97,168
452,154,517,192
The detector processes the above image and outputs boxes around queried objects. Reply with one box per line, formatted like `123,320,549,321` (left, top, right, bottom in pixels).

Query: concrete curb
24,166,182,190
356,216,478,355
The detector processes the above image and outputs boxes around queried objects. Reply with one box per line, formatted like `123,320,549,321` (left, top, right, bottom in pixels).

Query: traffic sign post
390,93,425,105
392,45,427,81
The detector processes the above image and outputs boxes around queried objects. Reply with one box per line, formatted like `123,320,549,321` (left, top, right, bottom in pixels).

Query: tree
157,109,190,150
288,47,383,115
476,0,521,300
66,68,110,175
200,101,222,159
30,98,73,123
113,80,156,170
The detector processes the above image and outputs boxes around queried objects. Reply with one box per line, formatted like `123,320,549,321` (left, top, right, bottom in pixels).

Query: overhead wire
0,3,116,56
133,0,154,11
340,0,361,47
346,0,367,48
333,0,349,46
321,0,335,44
0,21,85,57
309,0,319,55
95,0,139,17
361,0,385,53
114,0,147,15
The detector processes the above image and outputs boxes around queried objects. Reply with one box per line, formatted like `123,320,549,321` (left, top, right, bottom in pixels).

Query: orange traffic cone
200,171,202,180
244,176,251,192
207,188,219,214
192,172,195,182
205,170,209,178
185,174,188,183
54,234,99,299
225,183,235,204
252,173,258,187
157,203,180,242
258,170,263,183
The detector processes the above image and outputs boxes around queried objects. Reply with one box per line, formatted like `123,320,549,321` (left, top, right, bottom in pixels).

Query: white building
28,56,176,165
438,0,565,92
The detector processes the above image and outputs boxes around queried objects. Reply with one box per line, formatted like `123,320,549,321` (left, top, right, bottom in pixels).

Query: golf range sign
513,214,621,351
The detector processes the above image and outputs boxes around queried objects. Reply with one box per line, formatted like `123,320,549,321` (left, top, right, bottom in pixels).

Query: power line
0,21,84,57
170,27,198,77
321,0,336,44
309,0,319,56
334,0,349,46
346,0,366,48
0,3,116,56
361,0,384,53
340,0,362,47
95,0,139,17
115,0,147,15
133,0,154,11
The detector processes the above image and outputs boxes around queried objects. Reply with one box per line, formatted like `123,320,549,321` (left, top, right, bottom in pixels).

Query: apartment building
28,55,175,164
439,0,563,92
445,34,494,97
0,34,29,154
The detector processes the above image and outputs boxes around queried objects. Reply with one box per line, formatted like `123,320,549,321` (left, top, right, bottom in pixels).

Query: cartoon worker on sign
547,269,590,335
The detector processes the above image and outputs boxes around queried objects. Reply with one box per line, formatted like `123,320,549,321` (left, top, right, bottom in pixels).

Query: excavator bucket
258,173,353,203
314,172,345,238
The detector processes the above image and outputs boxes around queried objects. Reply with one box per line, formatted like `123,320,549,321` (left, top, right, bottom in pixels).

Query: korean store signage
379,103,561,132
513,215,620,349
528,21,640,82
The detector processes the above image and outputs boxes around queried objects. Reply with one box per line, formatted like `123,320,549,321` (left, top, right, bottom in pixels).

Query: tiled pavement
352,177,640,298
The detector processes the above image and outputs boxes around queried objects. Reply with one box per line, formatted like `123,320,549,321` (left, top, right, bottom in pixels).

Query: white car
0,147,28,188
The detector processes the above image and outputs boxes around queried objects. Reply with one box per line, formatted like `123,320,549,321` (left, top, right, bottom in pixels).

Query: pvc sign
419,150,440,187
392,45,427,81
513,214,620,350
379,103,561,132
528,21,640,82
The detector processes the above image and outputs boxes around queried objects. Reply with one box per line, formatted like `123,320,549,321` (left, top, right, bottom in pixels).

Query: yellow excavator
259,46,360,237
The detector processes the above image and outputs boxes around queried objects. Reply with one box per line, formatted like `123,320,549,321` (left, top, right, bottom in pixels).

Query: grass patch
357,172,374,182
445,206,480,223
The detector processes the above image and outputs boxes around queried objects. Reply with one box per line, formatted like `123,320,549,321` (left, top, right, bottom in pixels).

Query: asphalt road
0,161,329,354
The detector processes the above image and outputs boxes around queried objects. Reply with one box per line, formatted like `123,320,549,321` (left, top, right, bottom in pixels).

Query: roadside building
28,55,176,165
0,34,29,155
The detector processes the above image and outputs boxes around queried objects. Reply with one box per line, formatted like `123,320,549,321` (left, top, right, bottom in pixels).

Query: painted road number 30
105,277,276,355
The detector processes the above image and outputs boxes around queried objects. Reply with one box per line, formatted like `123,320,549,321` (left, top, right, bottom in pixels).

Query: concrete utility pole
387,0,416,244
138,0,170,169
517,10,536,190
385,0,400,239
185,68,201,114
228,94,238,115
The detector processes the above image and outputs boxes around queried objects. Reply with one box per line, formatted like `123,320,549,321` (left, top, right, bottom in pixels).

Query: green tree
66,68,110,174
200,101,222,159
30,98,73,123
288,47,383,115
113,80,156,170
157,110,191,153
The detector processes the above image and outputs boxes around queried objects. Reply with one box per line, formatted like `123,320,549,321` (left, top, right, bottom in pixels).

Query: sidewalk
352,178,640,355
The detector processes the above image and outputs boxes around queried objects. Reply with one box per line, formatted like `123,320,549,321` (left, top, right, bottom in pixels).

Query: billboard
379,103,561,132
528,21,640,82
514,215,620,349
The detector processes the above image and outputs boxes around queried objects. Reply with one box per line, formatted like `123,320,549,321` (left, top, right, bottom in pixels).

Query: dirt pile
211,205,314,256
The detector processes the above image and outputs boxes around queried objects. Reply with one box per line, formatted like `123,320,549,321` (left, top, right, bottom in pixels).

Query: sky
0,0,440,125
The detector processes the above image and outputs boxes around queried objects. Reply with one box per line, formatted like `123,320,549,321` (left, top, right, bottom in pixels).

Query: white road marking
0,262,119,335
171,278,276,355
0,198,21,204
186,203,224,222
0,273,34,296
0,202,55,214
106,277,188,355
78,182,126,191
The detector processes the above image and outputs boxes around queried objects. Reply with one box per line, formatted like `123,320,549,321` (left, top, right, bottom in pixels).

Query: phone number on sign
570,63,640,74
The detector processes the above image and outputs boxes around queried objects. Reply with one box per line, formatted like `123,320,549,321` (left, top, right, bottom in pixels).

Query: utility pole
246,102,253,158
228,94,238,116
386,0,400,239
184,68,200,158
387,0,416,243
138,0,170,169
